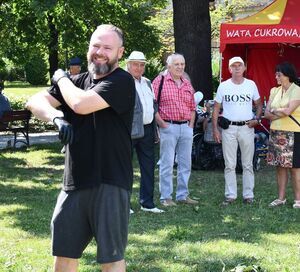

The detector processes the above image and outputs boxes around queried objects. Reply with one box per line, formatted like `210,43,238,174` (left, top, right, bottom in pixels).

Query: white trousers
222,125,255,199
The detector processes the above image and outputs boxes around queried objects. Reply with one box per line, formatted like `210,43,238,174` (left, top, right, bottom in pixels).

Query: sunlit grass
3,81,48,99
0,143,299,271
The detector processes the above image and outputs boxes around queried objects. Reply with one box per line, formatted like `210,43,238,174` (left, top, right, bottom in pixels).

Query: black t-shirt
48,68,135,191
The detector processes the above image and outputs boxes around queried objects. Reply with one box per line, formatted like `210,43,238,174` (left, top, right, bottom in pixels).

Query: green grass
3,82,48,99
0,143,299,271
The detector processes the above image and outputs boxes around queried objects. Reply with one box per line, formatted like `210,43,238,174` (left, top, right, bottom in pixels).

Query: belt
229,120,250,126
164,120,188,125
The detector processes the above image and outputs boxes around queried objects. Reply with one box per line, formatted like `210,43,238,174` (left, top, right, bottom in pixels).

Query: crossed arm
52,69,109,115
264,98,300,121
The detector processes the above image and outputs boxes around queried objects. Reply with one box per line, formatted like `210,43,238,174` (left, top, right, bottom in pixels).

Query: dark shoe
177,197,199,205
221,198,235,206
243,198,254,204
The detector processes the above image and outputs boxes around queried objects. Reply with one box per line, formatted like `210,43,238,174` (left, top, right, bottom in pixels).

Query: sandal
268,198,286,207
293,200,300,209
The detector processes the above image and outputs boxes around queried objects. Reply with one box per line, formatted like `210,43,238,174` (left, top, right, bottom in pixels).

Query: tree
210,0,259,40
0,0,167,80
172,0,213,100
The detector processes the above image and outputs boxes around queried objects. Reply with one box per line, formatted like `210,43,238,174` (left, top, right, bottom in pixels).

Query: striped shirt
152,72,195,121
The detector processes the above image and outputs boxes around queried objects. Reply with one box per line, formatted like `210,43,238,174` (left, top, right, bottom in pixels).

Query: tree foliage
210,0,260,40
0,0,167,80
25,52,48,85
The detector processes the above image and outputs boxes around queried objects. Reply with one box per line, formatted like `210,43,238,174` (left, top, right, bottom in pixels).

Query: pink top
152,72,195,121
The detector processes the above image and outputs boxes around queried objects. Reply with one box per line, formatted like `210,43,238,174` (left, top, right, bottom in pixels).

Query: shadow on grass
125,165,300,271
0,143,63,237
1,143,299,271
0,183,58,236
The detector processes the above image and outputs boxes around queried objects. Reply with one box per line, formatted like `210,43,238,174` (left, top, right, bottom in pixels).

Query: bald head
87,24,125,78
91,24,124,47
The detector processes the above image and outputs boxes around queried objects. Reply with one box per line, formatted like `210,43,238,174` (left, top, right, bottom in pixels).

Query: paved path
0,131,59,149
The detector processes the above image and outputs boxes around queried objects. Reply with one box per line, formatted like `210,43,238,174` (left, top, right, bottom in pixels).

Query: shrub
25,53,48,85
9,95,54,132
212,75,220,93
144,58,164,81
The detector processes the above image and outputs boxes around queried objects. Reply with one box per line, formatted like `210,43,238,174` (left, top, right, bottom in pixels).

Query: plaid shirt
152,72,195,121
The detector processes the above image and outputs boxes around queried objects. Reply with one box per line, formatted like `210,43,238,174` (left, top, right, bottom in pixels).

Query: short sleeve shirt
215,78,260,121
48,68,136,191
152,72,195,121
269,83,300,132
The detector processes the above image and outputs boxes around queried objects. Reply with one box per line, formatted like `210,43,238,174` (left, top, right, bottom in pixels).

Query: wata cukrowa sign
226,27,300,39
219,0,300,51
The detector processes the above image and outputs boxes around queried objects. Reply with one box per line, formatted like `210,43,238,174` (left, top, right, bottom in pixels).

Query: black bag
218,116,230,129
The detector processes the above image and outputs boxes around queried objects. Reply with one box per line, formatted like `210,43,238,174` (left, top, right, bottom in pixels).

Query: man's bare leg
54,256,79,272
101,259,126,272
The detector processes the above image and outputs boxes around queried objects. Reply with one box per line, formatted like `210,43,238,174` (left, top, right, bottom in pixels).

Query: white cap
229,56,244,67
194,91,204,105
126,51,147,62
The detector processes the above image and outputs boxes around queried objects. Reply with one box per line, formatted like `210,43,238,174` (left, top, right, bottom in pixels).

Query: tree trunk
47,13,58,79
173,0,213,100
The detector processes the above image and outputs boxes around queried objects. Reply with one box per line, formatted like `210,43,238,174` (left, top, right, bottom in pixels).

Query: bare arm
264,97,278,121
274,100,300,116
212,102,222,143
26,90,63,122
189,111,195,128
155,112,168,128
254,98,263,120
57,77,109,115
247,98,263,128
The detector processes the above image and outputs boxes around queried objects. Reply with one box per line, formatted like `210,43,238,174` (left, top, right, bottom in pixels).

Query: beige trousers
222,125,255,199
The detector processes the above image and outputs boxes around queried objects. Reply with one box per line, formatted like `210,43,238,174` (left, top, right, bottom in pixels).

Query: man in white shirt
126,51,164,213
212,56,263,205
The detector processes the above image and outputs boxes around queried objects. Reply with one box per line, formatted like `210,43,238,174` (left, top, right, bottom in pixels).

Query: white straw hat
126,51,147,62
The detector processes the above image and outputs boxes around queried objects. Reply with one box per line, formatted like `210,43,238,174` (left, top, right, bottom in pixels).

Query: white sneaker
130,209,134,215
140,207,165,213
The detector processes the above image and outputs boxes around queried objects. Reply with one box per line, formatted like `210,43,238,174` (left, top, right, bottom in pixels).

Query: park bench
0,110,31,148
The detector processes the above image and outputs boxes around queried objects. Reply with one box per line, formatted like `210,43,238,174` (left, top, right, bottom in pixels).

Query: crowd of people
24,23,300,271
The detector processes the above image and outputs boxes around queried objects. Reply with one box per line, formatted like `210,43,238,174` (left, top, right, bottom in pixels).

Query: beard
88,55,118,76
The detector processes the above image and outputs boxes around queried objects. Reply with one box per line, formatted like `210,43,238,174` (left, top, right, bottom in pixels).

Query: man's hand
213,128,221,144
53,117,74,145
52,69,69,85
246,119,259,128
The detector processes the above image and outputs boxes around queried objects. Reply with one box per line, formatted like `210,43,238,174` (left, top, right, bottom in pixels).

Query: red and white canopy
220,0,300,99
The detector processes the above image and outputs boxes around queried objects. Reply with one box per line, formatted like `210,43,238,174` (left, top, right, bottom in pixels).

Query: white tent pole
219,52,223,83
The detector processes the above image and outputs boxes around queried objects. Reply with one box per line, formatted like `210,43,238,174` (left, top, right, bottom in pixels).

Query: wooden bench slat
0,110,31,148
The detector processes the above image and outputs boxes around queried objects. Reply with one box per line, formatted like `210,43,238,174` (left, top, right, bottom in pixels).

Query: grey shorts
51,183,130,264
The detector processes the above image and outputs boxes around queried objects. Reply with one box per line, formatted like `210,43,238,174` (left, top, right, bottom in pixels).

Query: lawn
3,82,48,100
0,143,299,271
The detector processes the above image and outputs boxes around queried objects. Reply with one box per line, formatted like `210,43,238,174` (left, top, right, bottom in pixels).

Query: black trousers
132,123,156,208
